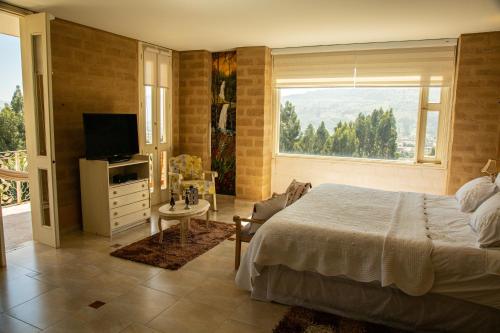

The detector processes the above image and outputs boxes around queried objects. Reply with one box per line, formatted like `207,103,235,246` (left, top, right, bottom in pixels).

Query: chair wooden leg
235,237,241,270
212,193,218,211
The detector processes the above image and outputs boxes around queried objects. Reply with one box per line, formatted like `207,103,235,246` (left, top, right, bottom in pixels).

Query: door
20,13,60,248
139,44,172,205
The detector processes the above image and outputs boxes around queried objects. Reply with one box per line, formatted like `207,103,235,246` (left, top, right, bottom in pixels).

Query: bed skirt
251,265,500,333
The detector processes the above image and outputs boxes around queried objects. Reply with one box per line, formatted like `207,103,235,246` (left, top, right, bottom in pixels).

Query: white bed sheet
236,184,500,310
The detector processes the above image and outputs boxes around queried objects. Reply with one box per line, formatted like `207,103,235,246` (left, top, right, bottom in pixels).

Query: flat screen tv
83,113,139,162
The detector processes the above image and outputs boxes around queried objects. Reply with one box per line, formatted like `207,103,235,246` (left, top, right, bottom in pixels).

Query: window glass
278,87,419,160
144,86,153,144
428,87,441,104
424,111,439,158
159,88,166,143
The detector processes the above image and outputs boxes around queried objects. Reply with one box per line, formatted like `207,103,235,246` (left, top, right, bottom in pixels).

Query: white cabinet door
20,13,60,248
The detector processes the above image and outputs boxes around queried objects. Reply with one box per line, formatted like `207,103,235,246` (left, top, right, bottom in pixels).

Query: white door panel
20,12,60,248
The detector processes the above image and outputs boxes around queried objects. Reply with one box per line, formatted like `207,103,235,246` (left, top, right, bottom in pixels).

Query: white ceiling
6,0,500,51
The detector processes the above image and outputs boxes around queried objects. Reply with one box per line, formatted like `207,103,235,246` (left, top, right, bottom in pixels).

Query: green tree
297,124,315,153
375,109,398,159
279,101,301,153
10,85,23,113
330,121,358,156
313,121,329,154
0,87,25,151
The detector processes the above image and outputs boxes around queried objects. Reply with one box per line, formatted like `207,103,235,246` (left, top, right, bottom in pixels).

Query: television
83,113,139,162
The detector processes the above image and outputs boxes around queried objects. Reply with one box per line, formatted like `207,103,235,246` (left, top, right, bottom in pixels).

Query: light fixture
481,159,498,181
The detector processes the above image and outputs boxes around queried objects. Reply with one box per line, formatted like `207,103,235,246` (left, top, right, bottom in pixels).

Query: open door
20,13,60,248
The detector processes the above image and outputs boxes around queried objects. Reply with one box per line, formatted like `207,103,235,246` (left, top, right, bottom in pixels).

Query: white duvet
236,183,500,307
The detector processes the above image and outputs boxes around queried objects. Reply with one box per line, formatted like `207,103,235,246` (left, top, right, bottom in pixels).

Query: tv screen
83,113,139,160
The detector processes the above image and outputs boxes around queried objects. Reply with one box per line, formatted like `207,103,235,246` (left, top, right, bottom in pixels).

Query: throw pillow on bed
247,192,288,234
285,179,312,206
455,176,497,213
470,193,500,248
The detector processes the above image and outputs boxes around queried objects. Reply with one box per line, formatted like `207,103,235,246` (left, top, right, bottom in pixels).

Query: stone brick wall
178,51,212,170
172,51,180,156
51,19,138,232
236,47,273,201
447,31,500,193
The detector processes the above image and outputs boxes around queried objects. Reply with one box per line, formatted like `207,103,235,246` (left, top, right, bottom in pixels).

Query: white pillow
470,193,500,248
495,174,500,188
455,176,497,213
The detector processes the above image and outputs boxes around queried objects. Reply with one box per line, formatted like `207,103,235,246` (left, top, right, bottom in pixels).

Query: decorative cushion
455,176,497,213
249,193,288,234
496,174,500,189
285,179,312,206
470,193,500,248
169,154,203,181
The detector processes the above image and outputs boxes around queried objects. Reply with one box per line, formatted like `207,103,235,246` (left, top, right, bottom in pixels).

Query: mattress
236,183,500,310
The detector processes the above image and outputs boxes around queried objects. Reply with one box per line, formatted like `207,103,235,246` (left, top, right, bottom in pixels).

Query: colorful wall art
211,51,236,195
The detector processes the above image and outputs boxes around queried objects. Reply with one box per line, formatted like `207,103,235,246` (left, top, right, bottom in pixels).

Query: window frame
272,85,452,166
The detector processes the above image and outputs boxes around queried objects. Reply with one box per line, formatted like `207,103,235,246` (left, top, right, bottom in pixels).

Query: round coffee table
157,199,210,246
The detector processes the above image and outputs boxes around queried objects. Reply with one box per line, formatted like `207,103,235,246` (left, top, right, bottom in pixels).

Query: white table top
158,199,210,218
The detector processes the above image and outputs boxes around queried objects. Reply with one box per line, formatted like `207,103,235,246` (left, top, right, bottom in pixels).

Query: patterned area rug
110,219,235,270
274,307,408,333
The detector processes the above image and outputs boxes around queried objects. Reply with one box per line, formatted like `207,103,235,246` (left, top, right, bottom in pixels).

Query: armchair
168,154,218,210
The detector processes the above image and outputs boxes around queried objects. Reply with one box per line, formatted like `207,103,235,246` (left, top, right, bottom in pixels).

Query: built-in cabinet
79,155,151,237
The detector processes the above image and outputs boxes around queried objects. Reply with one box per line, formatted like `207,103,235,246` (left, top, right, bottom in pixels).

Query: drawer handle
143,213,146,216
114,222,119,226
142,194,146,198
113,191,117,195
113,201,117,205
141,184,145,188
113,212,118,216
142,203,146,207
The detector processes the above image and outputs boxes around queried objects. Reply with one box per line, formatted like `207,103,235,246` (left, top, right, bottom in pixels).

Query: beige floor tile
147,299,231,333
0,313,39,333
214,319,269,333
42,317,95,333
0,274,54,311
103,285,177,324
142,269,206,297
119,323,161,333
6,287,94,330
185,277,248,312
230,299,288,331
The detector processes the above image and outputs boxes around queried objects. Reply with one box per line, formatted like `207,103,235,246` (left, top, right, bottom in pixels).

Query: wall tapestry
211,51,236,195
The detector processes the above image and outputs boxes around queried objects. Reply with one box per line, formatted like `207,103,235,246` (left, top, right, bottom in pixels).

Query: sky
0,34,22,105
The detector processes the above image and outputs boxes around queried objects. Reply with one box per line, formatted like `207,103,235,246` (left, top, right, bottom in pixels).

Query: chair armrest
233,215,267,226
203,170,218,178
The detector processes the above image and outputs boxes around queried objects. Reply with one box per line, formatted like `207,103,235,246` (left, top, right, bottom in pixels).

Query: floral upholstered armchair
168,154,218,210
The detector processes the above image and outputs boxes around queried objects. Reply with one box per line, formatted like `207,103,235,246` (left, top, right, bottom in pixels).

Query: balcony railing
0,150,30,206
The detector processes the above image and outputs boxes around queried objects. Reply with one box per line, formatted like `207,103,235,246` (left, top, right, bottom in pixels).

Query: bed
235,183,500,332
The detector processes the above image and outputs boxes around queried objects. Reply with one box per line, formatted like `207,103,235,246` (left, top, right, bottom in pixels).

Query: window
273,41,455,163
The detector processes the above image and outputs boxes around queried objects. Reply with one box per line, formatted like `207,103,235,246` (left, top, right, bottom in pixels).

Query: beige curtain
273,45,456,88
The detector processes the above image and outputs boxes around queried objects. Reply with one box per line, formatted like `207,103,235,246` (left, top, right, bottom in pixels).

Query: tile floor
0,195,289,332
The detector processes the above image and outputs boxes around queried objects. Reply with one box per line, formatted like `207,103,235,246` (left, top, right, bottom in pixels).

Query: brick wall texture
172,50,180,156
447,31,500,194
51,19,138,232
236,47,273,201
178,51,212,170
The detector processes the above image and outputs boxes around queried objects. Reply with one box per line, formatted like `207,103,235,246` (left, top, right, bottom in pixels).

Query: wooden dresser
79,155,151,237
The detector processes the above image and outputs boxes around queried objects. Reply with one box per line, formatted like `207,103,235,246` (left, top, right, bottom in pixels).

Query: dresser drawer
111,208,150,230
110,199,149,219
109,180,148,198
109,190,149,209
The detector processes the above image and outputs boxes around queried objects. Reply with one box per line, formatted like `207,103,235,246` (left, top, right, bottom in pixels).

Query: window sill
273,153,446,170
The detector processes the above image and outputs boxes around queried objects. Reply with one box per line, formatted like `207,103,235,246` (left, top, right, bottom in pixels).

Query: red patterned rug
110,219,235,270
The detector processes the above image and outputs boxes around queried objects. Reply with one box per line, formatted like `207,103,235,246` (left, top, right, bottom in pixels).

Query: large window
278,86,446,161
274,41,455,163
